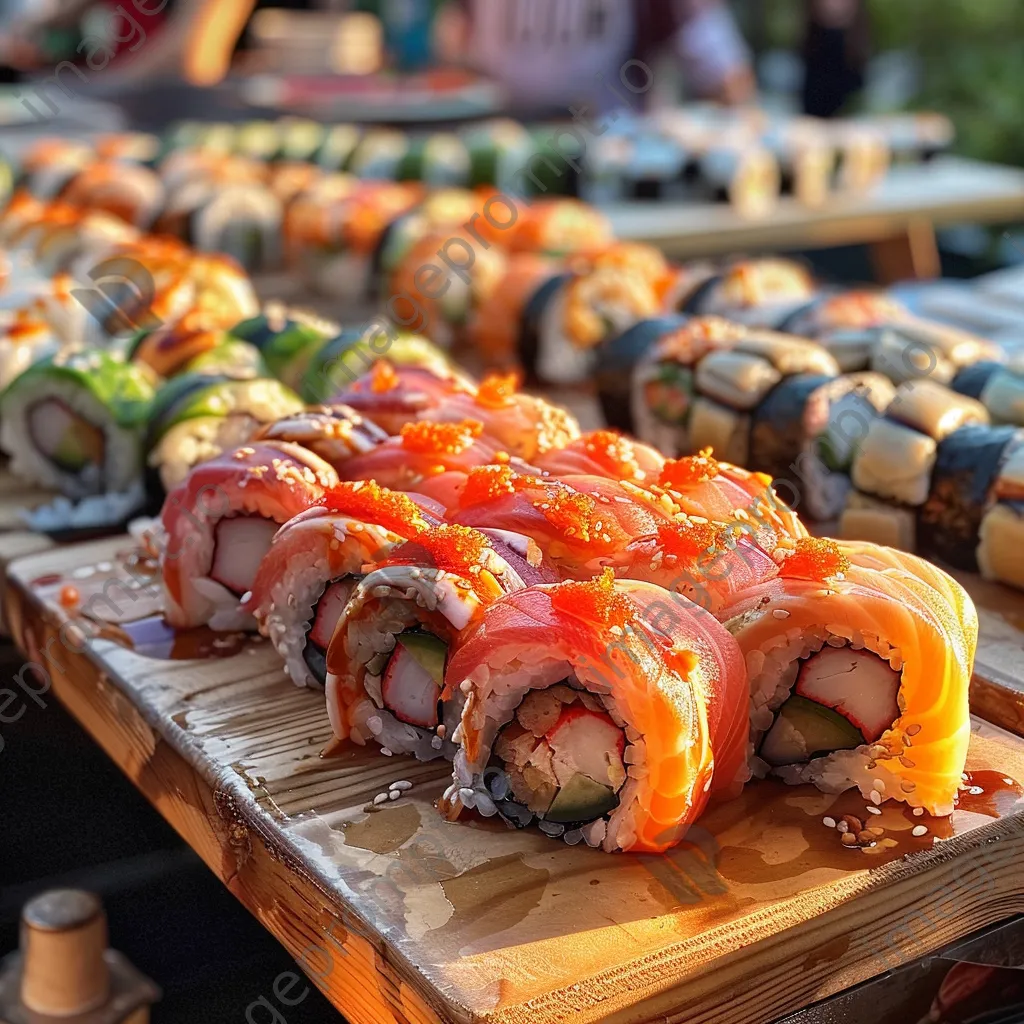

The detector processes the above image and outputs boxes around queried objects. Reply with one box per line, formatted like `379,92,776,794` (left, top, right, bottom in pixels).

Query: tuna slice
210,516,280,596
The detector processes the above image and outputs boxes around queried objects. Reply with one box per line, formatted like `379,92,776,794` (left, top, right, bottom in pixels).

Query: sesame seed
772,609,791,619
388,790,401,801
822,816,836,828
870,790,882,805
969,786,984,795
866,806,882,816
436,724,446,739
380,747,393,757
912,825,928,837
373,793,388,805
912,807,924,816
1004,778,1015,786
390,780,413,791
873,779,885,792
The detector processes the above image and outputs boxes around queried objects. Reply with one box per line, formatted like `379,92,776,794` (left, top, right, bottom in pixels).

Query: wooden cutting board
6,536,1024,1024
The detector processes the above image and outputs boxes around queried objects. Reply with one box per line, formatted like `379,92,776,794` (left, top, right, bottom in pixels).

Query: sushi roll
229,305,338,394
978,444,1024,590
749,372,895,520
314,124,362,173
275,118,326,164
396,133,470,187
421,372,581,461
0,312,61,392
19,139,94,199
533,429,666,484
61,161,166,229
761,119,835,208
158,441,339,630
252,404,387,472
441,571,749,851
509,199,612,258
181,338,267,379
346,129,409,179
849,380,989,509
325,524,557,760
720,537,974,816
245,481,442,688
461,119,537,192
145,373,305,491
831,124,890,194
869,318,1002,386
339,419,506,508
959,363,1024,427
0,350,155,525
681,258,816,328
697,144,780,220
919,424,1022,573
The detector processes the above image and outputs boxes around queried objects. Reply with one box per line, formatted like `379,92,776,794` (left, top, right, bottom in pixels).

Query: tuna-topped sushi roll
1,350,155,527
252,404,387,473
145,373,305,492
245,482,442,688
680,257,816,328
720,537,974,816
424,372,581,462
844,380,990,552
533,429,666,484
159,441,339,630
335,359,475,437
342,419,506,508
778,289,909,372
325,524,557,760
441,571,749,852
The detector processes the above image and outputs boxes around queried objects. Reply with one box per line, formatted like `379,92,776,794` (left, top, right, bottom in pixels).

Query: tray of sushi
5,292,1024,1024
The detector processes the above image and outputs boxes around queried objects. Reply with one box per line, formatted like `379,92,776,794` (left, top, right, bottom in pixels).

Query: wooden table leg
870,219,942,284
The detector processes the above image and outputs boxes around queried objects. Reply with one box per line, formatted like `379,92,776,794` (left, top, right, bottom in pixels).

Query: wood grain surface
7,536,1024,1024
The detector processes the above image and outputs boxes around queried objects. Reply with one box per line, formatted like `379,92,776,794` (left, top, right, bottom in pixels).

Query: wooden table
6,536,1024,1024
605,157,1024,284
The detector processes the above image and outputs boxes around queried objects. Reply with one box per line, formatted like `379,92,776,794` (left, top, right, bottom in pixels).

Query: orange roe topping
394,524,491,578
658,448,719,490
475,372,519,409
323,480,429,536
783,537,850,581
532,487,614,549
370,360,399,393
59,584,80,609
581,430,644,480
551,568,633,629
400,419,483,455
460,464,539,506
655,520,724,561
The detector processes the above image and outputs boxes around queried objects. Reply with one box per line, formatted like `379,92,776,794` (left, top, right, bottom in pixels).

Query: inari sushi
325,524,557,760
441,571,749,852
245,481,442,688
720,537,975,815
159,441,339,630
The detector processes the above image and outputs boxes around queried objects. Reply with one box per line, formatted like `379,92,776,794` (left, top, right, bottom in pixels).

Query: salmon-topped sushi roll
442,570,749,852
159,441,338,631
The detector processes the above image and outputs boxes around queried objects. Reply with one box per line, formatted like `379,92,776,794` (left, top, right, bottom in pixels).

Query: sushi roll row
841,378,1024,590
151,347,977,853
598,314,895,521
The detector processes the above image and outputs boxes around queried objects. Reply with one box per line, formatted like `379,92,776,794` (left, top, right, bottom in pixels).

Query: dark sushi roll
395,133,470,187
951,360,1003,402
963,364,1024,427
919,424,1022,572
680,257,816,328
749,372,894,520
979,445,1024,590
315,124,362,172
596,316,691,432
460,119,536,192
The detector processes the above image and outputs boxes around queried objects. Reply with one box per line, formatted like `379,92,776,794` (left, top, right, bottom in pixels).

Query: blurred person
437,0,756,111
801,0,869,117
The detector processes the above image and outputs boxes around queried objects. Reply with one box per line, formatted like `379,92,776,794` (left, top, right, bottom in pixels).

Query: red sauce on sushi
400,419,483,455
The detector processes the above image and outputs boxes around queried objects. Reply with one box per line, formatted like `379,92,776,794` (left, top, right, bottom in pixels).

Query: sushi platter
6,535,1024,1024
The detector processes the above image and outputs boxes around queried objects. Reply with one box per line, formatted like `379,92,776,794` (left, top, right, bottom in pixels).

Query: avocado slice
760,694,864,768
395,631,447,687
545,773,620,824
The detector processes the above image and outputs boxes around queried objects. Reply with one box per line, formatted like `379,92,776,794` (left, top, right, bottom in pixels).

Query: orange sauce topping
475,372,519,409
460,464,537,506
400,419,483,455
370,360,399,393
551,568,633,629
323,480,429,536
783,537,850,581
395,524,490,578
658,448,719,489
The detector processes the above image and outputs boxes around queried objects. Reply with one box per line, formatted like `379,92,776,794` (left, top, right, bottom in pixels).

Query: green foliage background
754,0,1024,167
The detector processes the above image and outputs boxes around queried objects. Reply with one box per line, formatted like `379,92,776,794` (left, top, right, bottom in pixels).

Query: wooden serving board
7,537,1024,1024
